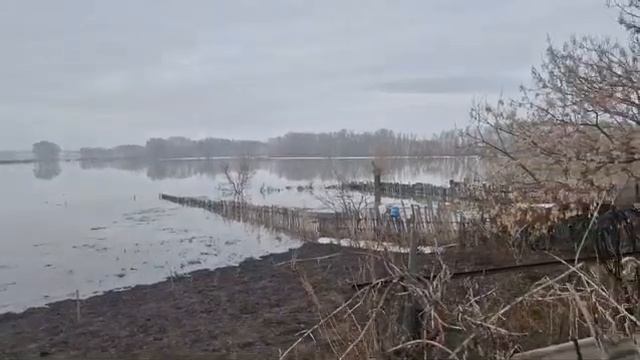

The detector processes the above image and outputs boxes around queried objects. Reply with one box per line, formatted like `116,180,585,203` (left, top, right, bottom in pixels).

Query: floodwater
0,157,475,313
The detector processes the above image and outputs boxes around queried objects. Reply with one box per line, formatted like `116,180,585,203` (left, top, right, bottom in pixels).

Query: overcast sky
0,1,625,149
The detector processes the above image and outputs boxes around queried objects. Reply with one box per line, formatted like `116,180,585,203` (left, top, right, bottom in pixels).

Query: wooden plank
513,337,640,360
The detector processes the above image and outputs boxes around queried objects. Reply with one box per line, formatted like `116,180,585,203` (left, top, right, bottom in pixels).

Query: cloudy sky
0,0,625,149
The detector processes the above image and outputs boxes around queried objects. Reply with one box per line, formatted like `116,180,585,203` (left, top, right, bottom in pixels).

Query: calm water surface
0,157,475,313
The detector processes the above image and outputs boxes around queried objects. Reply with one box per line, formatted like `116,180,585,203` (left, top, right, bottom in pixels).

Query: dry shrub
283,250,640,359
283,2,640,358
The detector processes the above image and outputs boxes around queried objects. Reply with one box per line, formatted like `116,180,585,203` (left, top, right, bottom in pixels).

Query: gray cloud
372,75,523,94
0,0,625,149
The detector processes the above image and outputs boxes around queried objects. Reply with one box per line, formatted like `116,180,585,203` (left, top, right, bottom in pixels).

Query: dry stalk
386,339,457,357
338,284,393,359
449,264,584,358
567,283,606,358
279,280,384,360
275,253,342,267
547,253,640,327
574,193,607,263
299,273,344,357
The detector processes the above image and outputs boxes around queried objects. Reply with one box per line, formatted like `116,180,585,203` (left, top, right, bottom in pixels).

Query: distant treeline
79,129,471,160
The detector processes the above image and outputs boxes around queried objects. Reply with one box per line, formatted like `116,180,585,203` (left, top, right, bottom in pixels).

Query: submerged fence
160,194,319,239
160,193,470,245
315,204,468,241
327,180,510,202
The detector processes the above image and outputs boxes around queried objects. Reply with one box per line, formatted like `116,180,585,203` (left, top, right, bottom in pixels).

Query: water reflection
1,156,480,312
33,161,61,180
79,157,479,184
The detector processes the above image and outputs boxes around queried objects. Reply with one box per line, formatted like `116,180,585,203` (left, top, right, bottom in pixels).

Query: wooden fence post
402,212,420,339
373,162,382,222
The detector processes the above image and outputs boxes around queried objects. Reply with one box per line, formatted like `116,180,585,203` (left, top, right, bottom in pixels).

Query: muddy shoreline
0,240,567,359
0,243,376,359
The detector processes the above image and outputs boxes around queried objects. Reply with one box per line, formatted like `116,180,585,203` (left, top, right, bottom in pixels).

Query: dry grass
284,257,640,359
280,194,640,359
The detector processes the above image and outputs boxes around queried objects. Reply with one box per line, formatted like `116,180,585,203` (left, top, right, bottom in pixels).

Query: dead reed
282,195,640,359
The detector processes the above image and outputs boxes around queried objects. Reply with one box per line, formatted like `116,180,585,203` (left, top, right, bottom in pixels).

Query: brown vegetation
280,2,640,358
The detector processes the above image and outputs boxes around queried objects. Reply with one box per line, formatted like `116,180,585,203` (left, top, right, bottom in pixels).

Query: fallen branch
275,253,342,267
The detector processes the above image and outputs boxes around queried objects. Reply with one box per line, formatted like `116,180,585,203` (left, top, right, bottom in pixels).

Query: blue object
390,206,401,219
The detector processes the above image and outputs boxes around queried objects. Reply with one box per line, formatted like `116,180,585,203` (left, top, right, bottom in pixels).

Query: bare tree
316,185,371,216
461,1,640,281
315,167,371,215
469,1,640,201
221,158,255,201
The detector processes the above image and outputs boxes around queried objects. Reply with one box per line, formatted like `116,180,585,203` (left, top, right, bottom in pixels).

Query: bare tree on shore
469,1,640,201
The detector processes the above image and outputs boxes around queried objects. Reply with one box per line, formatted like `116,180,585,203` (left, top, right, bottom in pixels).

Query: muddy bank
0,243,380,359
0,239,570,359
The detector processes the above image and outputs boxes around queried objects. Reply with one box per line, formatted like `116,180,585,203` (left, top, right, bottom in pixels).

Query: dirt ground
0,240,574,359
0,243,384,359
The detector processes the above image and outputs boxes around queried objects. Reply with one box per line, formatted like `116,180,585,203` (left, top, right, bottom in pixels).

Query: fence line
160,194,319,239
160,194,469,244
327,180,509,202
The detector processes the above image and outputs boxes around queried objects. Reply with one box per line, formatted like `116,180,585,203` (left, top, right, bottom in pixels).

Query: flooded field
0,157,474,313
